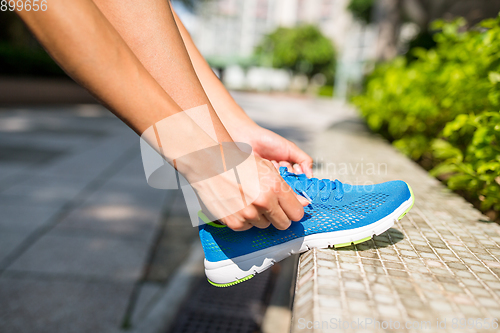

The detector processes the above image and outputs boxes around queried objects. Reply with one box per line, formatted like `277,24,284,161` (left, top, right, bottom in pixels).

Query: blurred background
3,0,500,100
1,1,500,333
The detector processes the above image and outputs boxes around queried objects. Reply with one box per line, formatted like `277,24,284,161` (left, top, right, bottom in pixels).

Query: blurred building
190,0,356,62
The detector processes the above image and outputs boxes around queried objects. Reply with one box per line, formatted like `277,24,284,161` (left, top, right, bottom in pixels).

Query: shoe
198,167,414,287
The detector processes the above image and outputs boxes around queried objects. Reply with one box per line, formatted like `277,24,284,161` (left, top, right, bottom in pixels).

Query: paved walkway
0,105,170,332
0,92,342,333
292,107,500,333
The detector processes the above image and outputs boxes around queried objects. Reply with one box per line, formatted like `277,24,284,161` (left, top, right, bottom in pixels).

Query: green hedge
352,15,500,214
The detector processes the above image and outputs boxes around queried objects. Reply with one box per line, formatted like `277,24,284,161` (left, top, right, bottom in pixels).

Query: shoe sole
207,184,415,287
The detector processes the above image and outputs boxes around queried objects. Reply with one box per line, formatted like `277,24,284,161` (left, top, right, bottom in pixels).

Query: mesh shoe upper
199,168,411,262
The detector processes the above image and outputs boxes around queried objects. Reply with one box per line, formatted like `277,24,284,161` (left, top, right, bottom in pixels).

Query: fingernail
293,164,303,174
297,190,312,204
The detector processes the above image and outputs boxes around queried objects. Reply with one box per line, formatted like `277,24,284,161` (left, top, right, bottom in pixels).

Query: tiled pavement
0,106,169,333
292,109,500,333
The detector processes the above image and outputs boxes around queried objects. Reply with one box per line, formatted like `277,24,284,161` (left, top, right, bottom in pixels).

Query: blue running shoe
199,167,414,287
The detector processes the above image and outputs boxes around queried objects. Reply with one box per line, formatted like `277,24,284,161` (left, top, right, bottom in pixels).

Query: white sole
204,193,414,286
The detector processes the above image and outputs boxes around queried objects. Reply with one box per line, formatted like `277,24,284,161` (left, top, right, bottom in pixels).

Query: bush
317,85,334,98
254,25,336,81
431,112,500,212
352,15,500,215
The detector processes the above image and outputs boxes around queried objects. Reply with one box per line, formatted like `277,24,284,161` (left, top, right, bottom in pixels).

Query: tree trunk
374,0,402,61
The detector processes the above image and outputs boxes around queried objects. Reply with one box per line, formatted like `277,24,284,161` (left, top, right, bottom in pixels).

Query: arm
171,7,314,177
17,0,183,135
170,7,255,129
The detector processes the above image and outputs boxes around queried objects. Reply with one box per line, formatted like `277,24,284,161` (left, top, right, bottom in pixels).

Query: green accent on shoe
334,242,353,248
398,184,415,220
353,236,372,245
198,211,227,228
208,274,254,287
335,236,372,248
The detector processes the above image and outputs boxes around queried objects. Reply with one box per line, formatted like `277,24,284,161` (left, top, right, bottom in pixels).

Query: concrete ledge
291,108,500,333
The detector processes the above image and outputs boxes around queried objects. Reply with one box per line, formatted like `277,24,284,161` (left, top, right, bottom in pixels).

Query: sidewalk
0,105,169,332
292,105,500,333
0,92,343,333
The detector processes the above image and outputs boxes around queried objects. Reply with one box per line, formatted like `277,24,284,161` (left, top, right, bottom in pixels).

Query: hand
192,155,309,231
231,123,314,177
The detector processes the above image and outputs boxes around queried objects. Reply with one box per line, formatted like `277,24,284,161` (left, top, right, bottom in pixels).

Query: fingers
273,142,313,177
262,203,291,231
252,215,271,229
219,159,306,232
279,161,293,171
277,178,305,222
293,163,303,174
239,206,271,229
287,143,313,178
273,161,306,176
301,161,314,178
219,200,264,231
296,194,310,206
220,215,253,232
252,189,291,230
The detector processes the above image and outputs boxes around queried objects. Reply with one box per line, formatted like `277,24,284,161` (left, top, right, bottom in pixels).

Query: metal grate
168,269,274,333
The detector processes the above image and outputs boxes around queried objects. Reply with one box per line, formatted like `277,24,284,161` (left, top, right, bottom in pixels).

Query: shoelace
279,167,344,204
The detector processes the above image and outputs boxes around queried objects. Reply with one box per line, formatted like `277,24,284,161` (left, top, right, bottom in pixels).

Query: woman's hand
230,123,314,178
192,155,309,231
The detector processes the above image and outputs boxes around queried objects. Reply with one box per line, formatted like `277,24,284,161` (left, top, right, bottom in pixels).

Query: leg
92,0,232,143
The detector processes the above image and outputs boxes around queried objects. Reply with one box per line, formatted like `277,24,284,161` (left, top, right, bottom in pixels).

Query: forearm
17,0,181,134
92,0,233,144
171,7,256,130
